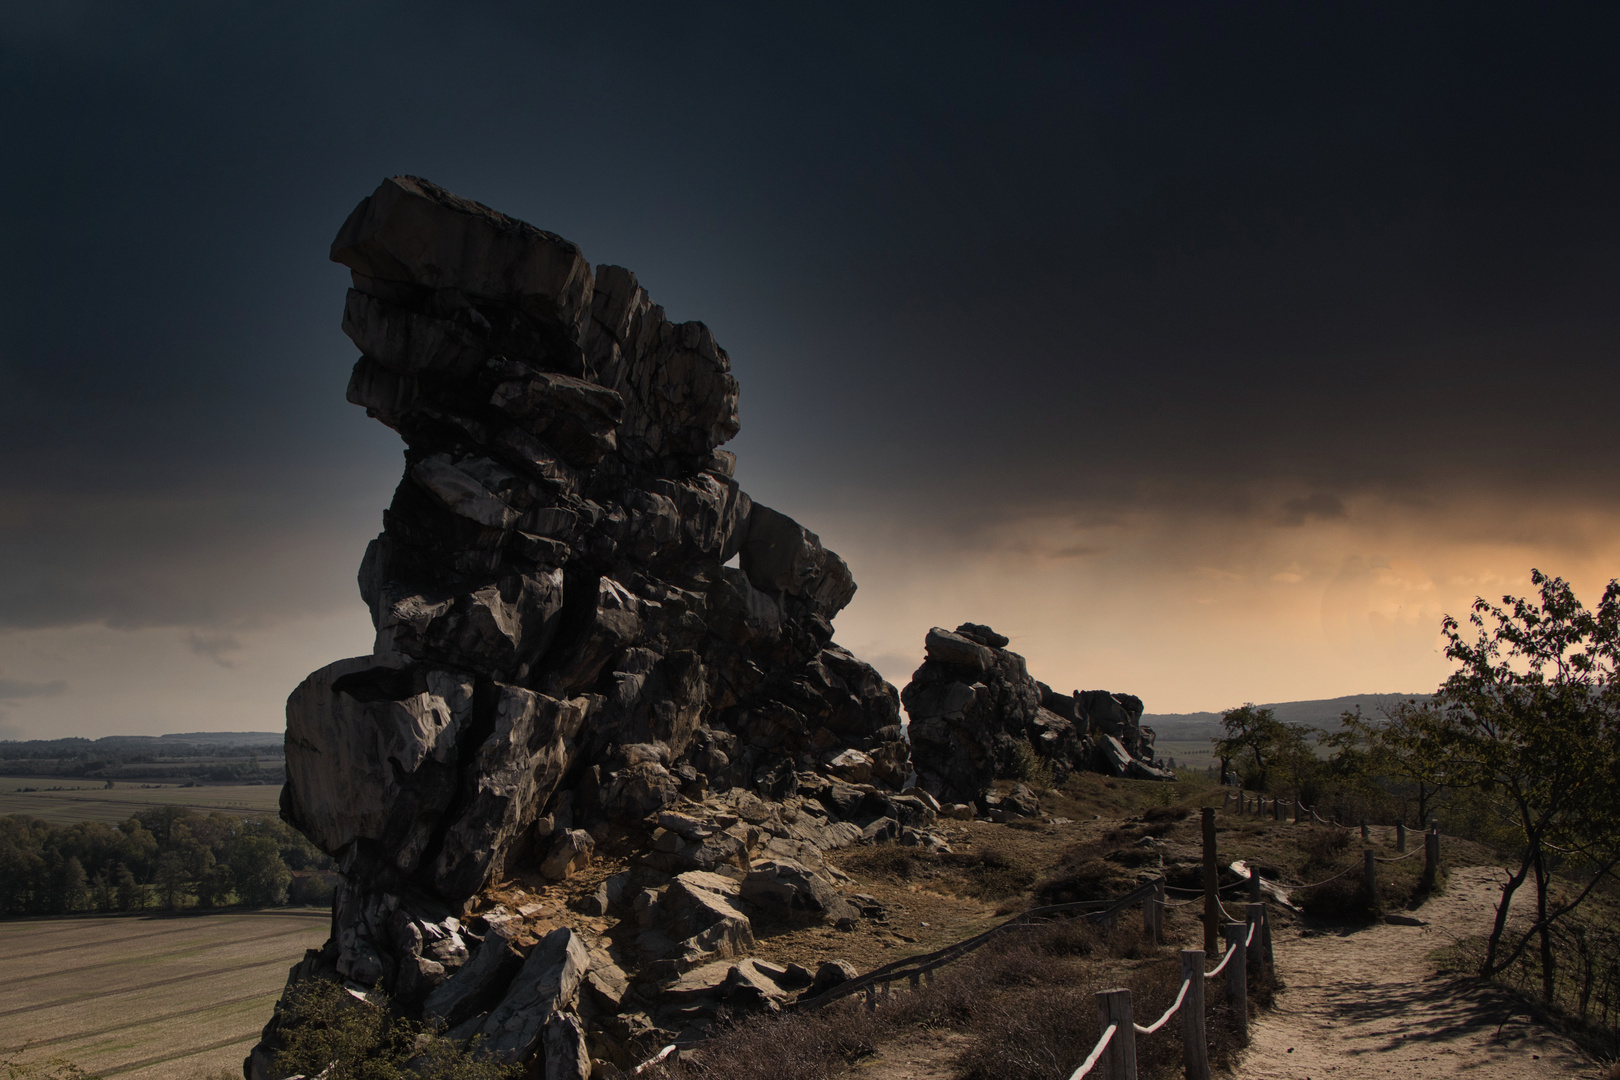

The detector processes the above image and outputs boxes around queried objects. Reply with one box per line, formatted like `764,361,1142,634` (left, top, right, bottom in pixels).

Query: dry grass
644,918,1234,1080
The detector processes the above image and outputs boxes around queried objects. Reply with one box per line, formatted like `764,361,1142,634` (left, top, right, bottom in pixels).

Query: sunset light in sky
3,4,1618,737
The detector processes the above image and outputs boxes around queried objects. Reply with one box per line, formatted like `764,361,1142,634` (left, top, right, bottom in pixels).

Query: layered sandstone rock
250,177,914,1079
903,622,1170,806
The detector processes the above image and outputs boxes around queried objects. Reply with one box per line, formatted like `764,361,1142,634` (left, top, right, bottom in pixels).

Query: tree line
0,806,334,916
1212,570,1620,1034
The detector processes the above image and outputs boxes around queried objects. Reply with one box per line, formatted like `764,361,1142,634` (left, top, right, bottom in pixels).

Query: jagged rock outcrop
249,177,917,1079
903,622,1170,806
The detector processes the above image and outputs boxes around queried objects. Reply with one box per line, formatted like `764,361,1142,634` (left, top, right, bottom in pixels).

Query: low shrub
273,980,520,1080
937,846,1039,900
841,845,926,881
1297,826,1351,864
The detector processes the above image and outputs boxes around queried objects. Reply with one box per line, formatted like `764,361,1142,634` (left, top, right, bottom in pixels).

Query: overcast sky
3,2,1618,738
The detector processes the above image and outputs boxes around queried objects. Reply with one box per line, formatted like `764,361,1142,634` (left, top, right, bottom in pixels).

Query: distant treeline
0,806,334,917
0,736,285,760
0,736,285,783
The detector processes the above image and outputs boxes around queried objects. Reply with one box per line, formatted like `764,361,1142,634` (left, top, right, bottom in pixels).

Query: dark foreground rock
248,177,915,1079
903,622,1171,805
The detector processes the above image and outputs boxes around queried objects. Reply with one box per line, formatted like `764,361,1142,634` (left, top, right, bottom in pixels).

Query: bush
273,981,520,1080
937,846,1039,900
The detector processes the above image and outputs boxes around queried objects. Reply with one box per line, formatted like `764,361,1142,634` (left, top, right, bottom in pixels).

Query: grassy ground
640,771,1506,1080
0,779,283,825
0,908,329,1079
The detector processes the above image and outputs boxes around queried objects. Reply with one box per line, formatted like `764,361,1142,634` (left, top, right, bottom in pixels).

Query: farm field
1154,739,1215,772
0,908,329,1079
0,779,283,825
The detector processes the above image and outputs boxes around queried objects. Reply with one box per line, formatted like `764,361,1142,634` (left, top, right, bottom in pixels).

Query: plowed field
0,908,329,1079
0,780,283,825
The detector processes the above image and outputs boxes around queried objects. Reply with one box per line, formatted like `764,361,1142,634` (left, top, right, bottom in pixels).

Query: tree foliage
1213,703,1317,794
274,980,520,1080
1382,570,1620,1000
0,807,330,916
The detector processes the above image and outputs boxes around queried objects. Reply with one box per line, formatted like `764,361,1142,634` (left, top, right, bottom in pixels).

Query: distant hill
0,731,282,751
1144,693,1431,742
0,731,286,783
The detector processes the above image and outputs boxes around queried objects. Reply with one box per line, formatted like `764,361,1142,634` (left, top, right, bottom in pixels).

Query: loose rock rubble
249,178,1163,1080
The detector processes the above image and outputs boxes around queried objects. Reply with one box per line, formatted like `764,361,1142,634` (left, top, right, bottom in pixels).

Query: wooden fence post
1097,987,1138,1080
1245,903,1264,976
1293,796,1302,824
1223,921,1248,1043
1360,818,1370,842
1363,848,1376,899
1396,822,1407,852
1260,904,1274,976
1273,797,1282,821
1180,949,1210,1080
909,972,920,990
1423,824,1441,890
1142,894,1163,944
865,985,876,1011
1202,807,1218,955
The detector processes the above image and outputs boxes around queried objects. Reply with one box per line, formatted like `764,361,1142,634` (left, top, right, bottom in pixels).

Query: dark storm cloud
1279,494,1348,528
2,2,1617,630
0,678,68,700
185,631,244,668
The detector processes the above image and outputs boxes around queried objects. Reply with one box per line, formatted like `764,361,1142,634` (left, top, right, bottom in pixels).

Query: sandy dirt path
1238,864,1604,1079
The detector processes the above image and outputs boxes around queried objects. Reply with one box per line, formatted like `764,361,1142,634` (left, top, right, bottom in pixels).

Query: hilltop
1144,692,1431,741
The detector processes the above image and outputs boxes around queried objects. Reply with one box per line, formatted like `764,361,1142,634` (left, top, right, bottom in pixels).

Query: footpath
1238,864,1604,1079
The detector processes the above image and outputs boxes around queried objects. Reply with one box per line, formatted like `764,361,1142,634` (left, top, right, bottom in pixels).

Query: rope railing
643,792,1443,1079
793,879,1162,1011
1067,1021,1118,1080
1373,849,1422,864
1133,977,1189,1034
1221,790,1445,905
1204,935,1238,978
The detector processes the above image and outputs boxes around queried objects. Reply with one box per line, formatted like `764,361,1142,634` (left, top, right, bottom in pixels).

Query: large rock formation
903,622,1170,806
249,177,918,1078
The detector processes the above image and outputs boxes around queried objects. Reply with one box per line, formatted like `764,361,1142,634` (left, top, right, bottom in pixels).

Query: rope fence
636,797,1447,1079
1219,790,1445,903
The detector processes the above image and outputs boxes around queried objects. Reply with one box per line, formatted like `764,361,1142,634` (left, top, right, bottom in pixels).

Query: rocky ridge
904,622,1172,808
248,177,1163,1080
250,177,925,1079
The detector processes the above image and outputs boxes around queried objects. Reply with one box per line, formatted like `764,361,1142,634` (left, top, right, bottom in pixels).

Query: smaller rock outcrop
902,623,1170,805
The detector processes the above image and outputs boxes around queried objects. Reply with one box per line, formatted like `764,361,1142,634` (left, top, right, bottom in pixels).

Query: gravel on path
1238,864,1604,1079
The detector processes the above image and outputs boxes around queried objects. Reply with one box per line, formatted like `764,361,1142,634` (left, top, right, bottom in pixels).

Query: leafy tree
154,852,188,910
1322,700,1451,826
89,871,116,913
230,834,290,906
54,856,88,913
197,863,235,909
113,862,147,911
1213,703,1318,793
1389,570,1620,1001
